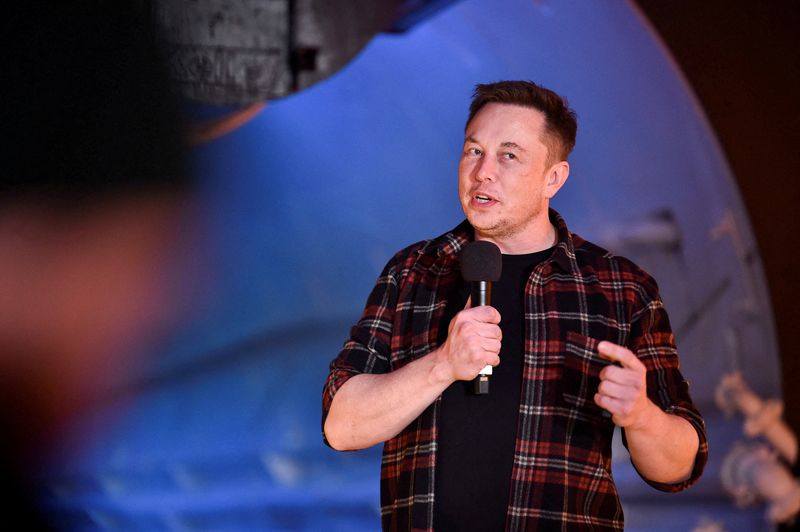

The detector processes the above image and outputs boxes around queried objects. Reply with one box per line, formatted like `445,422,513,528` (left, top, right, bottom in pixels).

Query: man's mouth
472,192,496,205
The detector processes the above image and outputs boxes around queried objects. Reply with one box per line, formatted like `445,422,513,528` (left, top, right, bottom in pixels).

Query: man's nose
475,154,496,182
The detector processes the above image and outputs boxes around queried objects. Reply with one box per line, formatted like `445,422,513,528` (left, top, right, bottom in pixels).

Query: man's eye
467,147,482,156
503,152,517,160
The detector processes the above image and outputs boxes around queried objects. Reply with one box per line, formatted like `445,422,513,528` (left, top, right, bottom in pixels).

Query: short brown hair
466,80,577,164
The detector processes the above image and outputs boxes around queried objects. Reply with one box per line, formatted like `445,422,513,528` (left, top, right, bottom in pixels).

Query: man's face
458,103,557,248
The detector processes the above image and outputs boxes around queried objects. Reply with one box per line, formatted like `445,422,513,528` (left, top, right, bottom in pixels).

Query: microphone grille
461,240,502,282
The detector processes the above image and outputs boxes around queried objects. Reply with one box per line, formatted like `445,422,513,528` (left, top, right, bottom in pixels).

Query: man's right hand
435,302,502,383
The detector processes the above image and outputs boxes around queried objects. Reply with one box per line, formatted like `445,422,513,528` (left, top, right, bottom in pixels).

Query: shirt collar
549,208,579,274
430,208,579,275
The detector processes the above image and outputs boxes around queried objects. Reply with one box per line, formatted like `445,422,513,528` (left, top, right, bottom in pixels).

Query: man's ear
544,161,569,199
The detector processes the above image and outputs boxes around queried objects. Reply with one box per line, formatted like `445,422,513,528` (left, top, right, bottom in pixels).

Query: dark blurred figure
1,2,192,527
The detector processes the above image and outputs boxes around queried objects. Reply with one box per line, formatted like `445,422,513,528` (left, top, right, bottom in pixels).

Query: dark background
635,1,800,435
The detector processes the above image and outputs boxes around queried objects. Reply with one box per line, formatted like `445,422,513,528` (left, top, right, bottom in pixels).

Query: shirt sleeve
321,256,399,447
622,272,709,492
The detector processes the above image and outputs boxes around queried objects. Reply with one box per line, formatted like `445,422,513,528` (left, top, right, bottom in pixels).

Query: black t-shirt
434,247,554,531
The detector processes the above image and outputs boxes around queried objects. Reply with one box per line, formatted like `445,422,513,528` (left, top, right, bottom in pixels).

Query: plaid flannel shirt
322,209,708,531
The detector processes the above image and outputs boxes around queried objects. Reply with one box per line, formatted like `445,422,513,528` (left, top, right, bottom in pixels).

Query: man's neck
476,216,557,255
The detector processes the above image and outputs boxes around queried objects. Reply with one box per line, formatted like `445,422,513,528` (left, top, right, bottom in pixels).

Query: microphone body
471,280,493,394
471,280,492,307
460,241,502,395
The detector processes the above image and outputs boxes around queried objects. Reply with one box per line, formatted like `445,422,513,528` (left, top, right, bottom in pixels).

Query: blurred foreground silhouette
1,2,195,527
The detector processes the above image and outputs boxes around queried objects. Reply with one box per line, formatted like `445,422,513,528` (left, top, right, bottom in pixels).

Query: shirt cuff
321,367,362,448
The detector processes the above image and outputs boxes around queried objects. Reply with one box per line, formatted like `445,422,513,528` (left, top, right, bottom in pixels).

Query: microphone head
461,240,502,282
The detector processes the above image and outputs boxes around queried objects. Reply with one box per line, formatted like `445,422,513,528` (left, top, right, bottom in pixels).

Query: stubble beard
467,202,543,242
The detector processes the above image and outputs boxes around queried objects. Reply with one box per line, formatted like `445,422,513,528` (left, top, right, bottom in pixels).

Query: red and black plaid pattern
323,209,708,531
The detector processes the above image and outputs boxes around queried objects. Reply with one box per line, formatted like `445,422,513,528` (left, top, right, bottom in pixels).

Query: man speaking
322,81,707,531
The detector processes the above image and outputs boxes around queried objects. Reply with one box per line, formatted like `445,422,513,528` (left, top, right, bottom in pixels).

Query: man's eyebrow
464,137,526,152
500,141,526,152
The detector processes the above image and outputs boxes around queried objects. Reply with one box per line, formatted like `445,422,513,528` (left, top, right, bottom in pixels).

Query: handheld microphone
460,240,502,395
